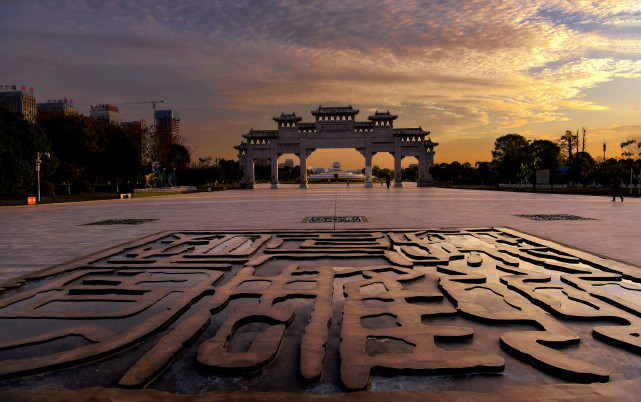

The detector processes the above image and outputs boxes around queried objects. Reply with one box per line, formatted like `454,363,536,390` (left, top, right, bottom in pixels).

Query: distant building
308,160,365,180
154,109,181,165
37,97,75,116
90,104,120,125
121,120,147,164
278,159,294,169
0,84,37,123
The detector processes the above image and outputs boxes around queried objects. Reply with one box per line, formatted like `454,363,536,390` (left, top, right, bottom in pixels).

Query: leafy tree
444,161,462,183
529,139,561,183
0,106,52,196
571,151,595,184
379,168,393,179
38,113,99,185
530,140,560,170
475,162,497,185
401,165,418,180
167,143,191,169
97,122,140,185
218,158,240,183
491,134,530,183
461,162,476,184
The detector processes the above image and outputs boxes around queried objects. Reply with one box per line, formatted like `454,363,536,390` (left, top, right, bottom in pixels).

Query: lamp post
36,152,50,202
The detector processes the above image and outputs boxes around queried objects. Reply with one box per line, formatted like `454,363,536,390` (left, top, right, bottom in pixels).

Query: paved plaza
1,184,640,400
1,184,638,284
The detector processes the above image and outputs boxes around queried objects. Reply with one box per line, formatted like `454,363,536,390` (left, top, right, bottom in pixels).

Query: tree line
3,105,638,197
0,106,240,197
430,132,641,187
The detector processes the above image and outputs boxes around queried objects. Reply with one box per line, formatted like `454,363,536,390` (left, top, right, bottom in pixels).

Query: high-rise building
154,109,180,165
154,109,180,140
37,97,75,116
0,84,37,123
90,104,120,125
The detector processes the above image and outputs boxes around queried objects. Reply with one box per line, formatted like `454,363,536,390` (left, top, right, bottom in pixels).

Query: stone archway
235,105,437,189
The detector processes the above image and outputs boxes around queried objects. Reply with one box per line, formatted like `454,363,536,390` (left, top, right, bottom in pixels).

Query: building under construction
154,109,180,165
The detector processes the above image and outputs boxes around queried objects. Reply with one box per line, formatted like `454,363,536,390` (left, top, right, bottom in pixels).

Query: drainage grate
516,214,595,221
85,219,157,225
304,216,368,223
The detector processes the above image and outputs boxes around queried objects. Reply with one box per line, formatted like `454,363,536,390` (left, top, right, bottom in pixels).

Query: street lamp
36,152,50,202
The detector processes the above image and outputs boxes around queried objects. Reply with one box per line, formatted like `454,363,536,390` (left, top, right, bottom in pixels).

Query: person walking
611,175,624,202
386,177,391,189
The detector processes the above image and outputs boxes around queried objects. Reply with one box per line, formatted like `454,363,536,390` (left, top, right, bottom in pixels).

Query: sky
1,0,640,170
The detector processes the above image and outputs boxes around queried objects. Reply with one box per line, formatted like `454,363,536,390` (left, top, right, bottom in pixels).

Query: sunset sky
1,1,639,169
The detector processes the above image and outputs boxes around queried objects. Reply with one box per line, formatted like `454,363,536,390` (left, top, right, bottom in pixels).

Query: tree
38,113,100,186
579,127,587,182
97,123,140,185
491,134,530,183
167,143,191,169
444,161,462,183
475,162,496,185
0,106,52,196
528,139,561,186
401,165,418,180
379,168,393,179
530,140,560,170
461,162,476,184
557,130,578,164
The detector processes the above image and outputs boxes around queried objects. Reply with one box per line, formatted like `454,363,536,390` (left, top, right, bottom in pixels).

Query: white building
308,160,365,180
90,104,120,125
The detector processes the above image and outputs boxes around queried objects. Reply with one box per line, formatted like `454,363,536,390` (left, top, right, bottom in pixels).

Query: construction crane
124,100,164,111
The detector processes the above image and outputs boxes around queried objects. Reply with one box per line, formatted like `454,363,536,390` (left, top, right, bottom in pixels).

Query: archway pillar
299,141,308,188
245,146,255,189
365,144,373,188
425,150,435,185
394,138,403,187
417,142,429,187
270,143,279,189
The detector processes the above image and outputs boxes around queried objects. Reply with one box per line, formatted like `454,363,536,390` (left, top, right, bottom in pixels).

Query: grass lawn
0,184,242,207
0,192,120,206
0,190,195,206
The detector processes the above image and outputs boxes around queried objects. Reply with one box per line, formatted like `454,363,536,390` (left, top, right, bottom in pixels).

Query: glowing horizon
1,1,639,170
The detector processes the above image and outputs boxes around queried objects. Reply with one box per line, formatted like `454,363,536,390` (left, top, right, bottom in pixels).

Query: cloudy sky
1,0,640,169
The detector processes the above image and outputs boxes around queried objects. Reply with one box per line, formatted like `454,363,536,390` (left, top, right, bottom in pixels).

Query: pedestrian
611,175,624,202
386,177,390,189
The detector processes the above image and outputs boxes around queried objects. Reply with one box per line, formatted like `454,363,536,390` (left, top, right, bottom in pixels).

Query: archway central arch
234,105,438,189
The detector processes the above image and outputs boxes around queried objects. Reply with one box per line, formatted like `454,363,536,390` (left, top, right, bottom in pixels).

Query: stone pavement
1,183,639,284
1,184,641,400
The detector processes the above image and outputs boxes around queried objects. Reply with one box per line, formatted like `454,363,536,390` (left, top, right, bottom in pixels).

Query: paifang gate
234,105,438,189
